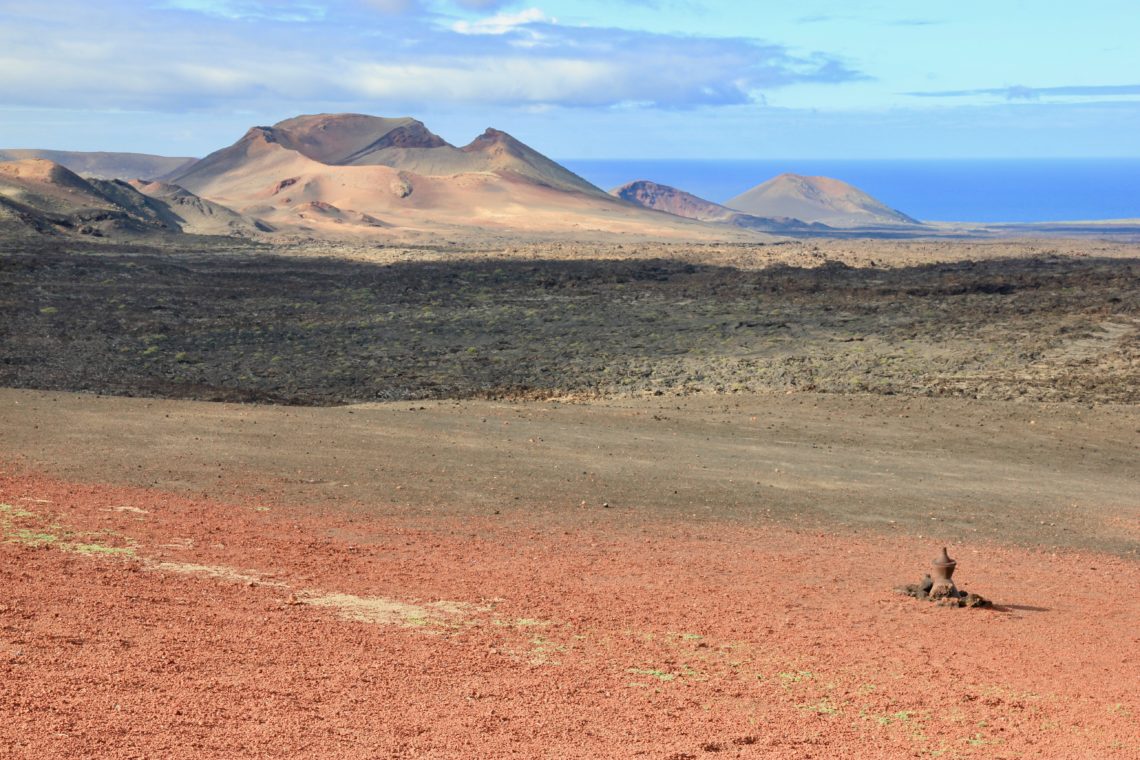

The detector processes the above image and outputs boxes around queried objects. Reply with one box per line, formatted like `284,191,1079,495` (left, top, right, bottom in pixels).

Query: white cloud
452,8,551,35
352,57,614,103
0,0,862,113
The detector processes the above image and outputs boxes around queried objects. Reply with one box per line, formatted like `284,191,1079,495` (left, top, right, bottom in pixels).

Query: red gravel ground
2,469,1137,759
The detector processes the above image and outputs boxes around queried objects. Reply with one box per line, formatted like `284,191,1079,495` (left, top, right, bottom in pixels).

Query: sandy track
1,470,1137,759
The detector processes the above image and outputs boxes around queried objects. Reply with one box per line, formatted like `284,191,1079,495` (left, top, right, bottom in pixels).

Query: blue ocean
559,159,1140,223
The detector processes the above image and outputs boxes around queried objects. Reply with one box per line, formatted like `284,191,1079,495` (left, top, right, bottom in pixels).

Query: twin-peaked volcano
164,113,692,236
171,114,605,198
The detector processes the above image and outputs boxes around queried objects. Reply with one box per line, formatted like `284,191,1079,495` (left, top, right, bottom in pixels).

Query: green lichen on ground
0,502,136,556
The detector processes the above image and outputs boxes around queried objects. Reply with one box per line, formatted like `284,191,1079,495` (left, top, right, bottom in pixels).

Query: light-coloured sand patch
106,505,149,515
144,560,476,628
299,593,475,627
148,561,287,588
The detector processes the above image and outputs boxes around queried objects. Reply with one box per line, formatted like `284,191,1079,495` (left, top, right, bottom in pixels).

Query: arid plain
4,0,1140,750
2,233,1138,759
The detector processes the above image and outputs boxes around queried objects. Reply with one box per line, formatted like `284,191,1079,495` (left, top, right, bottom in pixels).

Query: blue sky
1,0,1138,158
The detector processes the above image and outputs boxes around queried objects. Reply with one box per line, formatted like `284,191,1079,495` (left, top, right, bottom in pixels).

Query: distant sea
559,158,1140,223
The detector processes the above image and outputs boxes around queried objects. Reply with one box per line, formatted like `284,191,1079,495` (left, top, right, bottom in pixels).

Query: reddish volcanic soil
2,468,1137,759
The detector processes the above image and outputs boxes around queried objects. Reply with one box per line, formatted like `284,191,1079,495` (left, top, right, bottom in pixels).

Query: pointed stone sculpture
929,547,958,599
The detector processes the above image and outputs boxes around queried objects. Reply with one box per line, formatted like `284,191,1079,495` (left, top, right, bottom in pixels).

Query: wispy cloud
161,0,329,21
798,14,943,27
908,84,1140,100
452,8,551,35
0,0,865,111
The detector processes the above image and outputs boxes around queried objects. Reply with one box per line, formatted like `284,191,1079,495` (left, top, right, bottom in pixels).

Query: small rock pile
897,574,991,607
896,547,991,608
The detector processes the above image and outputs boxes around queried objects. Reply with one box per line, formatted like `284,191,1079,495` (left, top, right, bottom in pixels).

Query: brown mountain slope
611,180,830,232
612,179,737,222
0,159,259,239
726,173,919,227
171,114,605,198
0,160,172,237
0,194,60,237
264,114,430,164
166,114,737,238
0,159,96,201
0,149,196,181
129,180,270,237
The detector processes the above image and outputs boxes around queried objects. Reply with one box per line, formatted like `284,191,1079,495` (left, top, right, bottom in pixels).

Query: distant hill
611,179,830,232
0,158,260,239
611,179,737,222
0,159,174,238
169,113,609,200
0,149,196,181
4,115,786,241
164,113,720,237
726,173,919,227
239,114,606,196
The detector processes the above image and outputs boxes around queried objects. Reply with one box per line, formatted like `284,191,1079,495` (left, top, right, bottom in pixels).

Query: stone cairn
897,547,991,608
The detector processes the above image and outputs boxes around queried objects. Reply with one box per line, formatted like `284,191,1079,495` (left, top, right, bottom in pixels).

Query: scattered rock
897,582,991,608
390,175,413,199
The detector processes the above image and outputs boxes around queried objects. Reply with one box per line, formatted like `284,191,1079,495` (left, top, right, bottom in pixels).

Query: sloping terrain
0,159,265,240
0,118,947,241
0,194,56,237
167,114,723,237
0,159,176,238
0,389,1136,758
612,179,740,222
727,173,919,227
612,179,830,232
0,148,196,180
252,114,605,196
128,180,270,237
